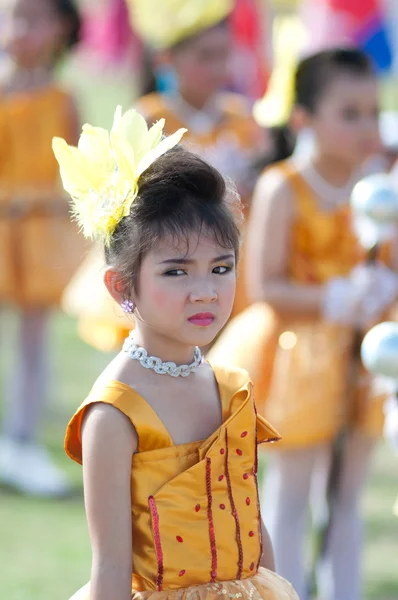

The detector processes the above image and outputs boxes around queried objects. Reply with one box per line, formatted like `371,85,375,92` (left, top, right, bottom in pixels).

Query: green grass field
1,311,397,600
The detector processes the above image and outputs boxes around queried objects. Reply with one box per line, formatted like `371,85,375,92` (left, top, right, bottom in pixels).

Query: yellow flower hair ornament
52,106,187,245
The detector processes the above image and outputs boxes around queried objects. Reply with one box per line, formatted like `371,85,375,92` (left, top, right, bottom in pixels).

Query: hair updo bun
105,145,242,295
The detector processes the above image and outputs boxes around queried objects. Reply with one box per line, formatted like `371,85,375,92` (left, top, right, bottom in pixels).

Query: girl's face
305,74,380,167
171,25,231,102
2,0,68,69
132,232,236,349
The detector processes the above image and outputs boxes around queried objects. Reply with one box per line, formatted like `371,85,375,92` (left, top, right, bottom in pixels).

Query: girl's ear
290,104,313,135
104,267,133,305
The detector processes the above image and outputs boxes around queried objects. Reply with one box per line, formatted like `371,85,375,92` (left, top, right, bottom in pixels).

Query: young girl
53,106,298,600
0,0,83,496
62,0,265,353
209,48,398,600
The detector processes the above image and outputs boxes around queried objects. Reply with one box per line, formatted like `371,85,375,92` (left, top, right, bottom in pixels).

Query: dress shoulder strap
209,362,281,443
64,380,174,464
264,160,320,217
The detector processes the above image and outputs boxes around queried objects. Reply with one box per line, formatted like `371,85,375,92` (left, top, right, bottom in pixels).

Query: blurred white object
0,438,71,497
323,266,398,327
293,128,315,160
350,174,398,249
361,322,398,379
362,322,398,454
380,111,398,150
353,263,398,324
384,395,398,454
323,277,361,326
323,270,375,327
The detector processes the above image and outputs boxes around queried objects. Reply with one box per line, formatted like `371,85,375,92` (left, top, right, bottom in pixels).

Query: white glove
352,262,398,324
322,276,365,326
384,395,398,454
323,263,398,327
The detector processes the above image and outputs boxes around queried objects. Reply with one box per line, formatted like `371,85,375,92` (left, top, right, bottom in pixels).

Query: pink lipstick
188,312,215,327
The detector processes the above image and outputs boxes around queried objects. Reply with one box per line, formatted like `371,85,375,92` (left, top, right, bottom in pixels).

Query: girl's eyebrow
159,253,235,265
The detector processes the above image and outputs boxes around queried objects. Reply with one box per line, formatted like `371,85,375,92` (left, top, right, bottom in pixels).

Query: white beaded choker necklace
123,332,203,377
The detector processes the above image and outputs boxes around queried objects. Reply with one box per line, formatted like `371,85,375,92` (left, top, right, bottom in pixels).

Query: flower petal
136,128,187,177
78,125,114,184
111,135,137,183
112,105,123,130
111,108,149,164
52,137,93,197
146,118,165,150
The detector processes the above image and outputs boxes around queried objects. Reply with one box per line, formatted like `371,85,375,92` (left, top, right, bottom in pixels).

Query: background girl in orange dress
63,0,265,353
209,48,398,600
53,105,297,600
0,0,84,497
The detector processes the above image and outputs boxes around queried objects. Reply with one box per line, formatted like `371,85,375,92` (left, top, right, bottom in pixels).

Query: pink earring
121,299,135,313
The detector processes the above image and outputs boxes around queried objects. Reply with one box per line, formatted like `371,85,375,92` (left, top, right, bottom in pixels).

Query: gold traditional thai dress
208,161,389,449
0,85,85,307
64,363,298,600
62,92,263,351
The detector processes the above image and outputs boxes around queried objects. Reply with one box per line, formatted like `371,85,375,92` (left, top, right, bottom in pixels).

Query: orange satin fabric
0,85,86,306
64,92,262,351
64,364,299,599
208,161,388,449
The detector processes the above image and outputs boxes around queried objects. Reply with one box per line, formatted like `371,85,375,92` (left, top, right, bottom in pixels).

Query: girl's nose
189,281,218,304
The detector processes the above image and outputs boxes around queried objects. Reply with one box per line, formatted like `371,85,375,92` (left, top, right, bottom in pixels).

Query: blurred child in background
0,0,84,497
210,48,398,600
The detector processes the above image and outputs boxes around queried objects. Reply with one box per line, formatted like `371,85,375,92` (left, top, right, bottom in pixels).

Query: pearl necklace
123,332,203,377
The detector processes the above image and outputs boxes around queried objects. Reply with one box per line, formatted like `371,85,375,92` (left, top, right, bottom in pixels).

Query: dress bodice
0,85,75,197
65,363,280,591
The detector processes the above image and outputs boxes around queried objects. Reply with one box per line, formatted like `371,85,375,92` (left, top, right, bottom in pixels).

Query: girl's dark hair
263,47,375,166
139,47,158,96
254,126,296,172
105,146,242,295
51,0,81,50
295,47,375,113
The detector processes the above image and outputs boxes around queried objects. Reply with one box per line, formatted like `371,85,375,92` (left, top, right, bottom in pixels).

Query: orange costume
208,162,388,449
63,92,262,351
65,363,298,600
0,85,85,307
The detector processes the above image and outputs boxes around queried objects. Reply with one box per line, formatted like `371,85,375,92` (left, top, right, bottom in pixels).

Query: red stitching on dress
225,430,243,580
206,457,217,582
254,404,259,476
253,404,263,571
148,496,164,591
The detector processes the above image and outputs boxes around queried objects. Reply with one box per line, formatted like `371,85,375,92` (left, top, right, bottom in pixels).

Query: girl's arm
260,520,275,571
245,169,324,318
81,403,137,600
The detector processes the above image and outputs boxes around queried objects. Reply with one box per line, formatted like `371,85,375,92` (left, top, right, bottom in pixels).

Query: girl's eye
341,107,359,120
213,265,232,275
164,269,186,276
